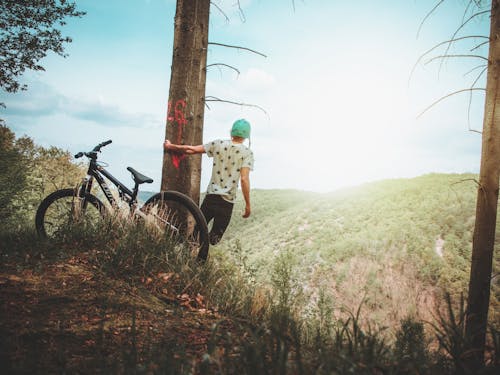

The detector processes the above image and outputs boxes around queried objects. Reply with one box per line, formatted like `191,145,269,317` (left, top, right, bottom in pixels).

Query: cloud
1,80,162,129
1,82,62,117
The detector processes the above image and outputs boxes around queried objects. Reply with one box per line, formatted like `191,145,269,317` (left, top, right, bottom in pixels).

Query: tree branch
417,88,486,119
471,39,490,52
464,64,488,77
204,96,269,117
206,63,240,76
451,178,481,188
210,2,229,23
462,0,475,25
466,66,487,134
417,0,445,38
409,36,488,85
208,42,267,58
425,54,489,65
439,10,490,72
236,0,246,23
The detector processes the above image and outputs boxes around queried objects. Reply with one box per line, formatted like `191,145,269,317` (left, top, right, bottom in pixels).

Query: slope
216,173,499,325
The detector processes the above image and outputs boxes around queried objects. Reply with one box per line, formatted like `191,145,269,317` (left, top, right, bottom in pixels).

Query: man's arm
164,139,205,154
240,167,251,218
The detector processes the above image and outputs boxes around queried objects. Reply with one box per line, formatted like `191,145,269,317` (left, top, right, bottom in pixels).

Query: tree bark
161,0,210,204
465,0,500,369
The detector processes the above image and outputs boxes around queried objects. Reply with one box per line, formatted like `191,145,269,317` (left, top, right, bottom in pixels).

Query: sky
0,0,492,193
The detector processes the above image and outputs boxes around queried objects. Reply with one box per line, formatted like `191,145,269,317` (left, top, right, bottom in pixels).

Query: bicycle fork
72,176,93,219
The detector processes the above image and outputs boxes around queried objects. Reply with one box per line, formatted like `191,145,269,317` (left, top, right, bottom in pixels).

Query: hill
216,173,498,325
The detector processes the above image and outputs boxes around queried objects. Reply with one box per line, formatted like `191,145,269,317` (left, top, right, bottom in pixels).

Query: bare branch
208,42,267,58
463,0,487,24
206,63,241,76
235,0,246,23
425,54,489,65
471,39,490,52
464,64,488,77
417,0,445,38
462,0,475,25
451,178,481,188
409,36,488,85
210,2,230,23
450,10,490,43
439,10,490,72
466,66,487,134
291,0,305,13
204,96,269,117
419,36,488,59
469,66,487,94
417,88,485,119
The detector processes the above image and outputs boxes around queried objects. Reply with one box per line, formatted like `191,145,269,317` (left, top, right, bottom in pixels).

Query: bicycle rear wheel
142,191,210,260
35,188,105,238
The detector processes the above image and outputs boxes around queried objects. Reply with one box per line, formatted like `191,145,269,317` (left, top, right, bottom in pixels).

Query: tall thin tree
465,0,500,369
161,0,210,204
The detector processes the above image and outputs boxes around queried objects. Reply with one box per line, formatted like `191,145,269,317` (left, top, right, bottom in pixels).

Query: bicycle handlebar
74,140,112,159
93,140,112,152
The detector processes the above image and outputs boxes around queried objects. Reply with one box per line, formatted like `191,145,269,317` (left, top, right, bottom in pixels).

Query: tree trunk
161,0,210,204
465,0,500,369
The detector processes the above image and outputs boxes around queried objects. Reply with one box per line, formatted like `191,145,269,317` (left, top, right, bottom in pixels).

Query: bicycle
35,140,210,260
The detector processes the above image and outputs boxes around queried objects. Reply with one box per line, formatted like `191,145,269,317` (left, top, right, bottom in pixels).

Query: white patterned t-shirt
204,139,254,203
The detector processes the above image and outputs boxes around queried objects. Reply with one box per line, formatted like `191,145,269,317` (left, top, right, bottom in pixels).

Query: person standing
163,119,254,246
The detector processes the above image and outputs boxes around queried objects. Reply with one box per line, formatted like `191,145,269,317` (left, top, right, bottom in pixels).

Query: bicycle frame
36,139,210,259
80,158,139,209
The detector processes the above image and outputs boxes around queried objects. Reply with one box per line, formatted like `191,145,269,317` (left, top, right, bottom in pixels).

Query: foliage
219,174,499,327
0,125,85,232
0,0,84,94
433,293,469,371
395,317,430,373
0,125,28,220
1,213,499,373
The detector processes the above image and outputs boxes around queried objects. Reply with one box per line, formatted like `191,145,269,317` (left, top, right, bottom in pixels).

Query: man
163,119,254,245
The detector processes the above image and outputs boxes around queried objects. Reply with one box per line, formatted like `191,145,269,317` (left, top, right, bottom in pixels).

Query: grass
1,218,499,373
1,173,499,373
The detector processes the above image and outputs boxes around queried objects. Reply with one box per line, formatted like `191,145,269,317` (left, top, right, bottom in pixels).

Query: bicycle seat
127,167,153,184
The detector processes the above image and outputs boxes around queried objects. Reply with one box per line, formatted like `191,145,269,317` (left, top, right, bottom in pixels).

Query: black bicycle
35,140,210,260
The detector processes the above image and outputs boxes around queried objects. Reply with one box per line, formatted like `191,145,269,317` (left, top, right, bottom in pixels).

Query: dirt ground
0,253,235,373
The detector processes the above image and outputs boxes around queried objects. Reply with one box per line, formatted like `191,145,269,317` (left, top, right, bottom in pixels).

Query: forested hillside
217,174,499,325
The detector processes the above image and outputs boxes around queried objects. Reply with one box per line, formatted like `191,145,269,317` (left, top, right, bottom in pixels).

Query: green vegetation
219,173,499,326
1,218,498,373
0,125,85,232
0,127,499,373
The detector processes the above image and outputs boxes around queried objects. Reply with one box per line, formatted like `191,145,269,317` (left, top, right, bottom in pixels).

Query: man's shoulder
233,142,252,152
205,139,226,152
205,139,231,147
240,144,253,156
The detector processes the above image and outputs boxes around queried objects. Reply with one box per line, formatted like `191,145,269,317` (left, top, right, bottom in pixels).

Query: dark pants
200,194,234,245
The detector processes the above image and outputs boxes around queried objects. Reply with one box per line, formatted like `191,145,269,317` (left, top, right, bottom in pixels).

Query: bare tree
161,0,210,204
465,0,500,369
162,1,266,202
418,0,499,369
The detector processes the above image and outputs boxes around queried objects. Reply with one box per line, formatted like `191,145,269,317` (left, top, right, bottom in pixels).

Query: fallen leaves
178,292,206,310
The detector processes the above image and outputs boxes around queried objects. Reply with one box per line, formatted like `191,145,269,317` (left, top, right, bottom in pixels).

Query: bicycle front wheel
142,191,210,260
35,188,105,238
